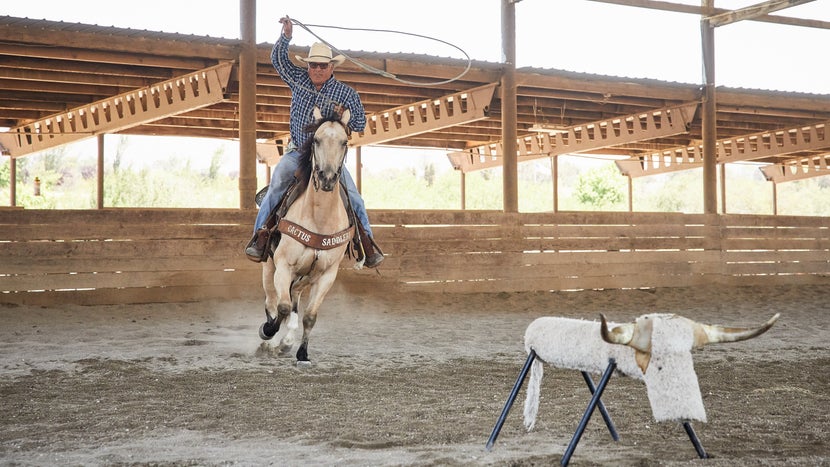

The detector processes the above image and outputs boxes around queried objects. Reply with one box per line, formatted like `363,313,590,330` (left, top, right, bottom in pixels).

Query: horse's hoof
259,322,277,340
295,360,312,368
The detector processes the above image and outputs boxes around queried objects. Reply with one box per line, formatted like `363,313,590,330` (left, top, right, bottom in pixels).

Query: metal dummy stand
486,351,709,466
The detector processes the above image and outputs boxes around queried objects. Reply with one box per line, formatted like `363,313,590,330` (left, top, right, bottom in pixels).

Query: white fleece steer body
522,312,779,430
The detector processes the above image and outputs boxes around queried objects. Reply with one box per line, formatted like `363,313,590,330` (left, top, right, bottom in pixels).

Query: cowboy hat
296,42,345,67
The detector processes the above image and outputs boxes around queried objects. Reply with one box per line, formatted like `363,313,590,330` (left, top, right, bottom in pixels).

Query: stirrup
245,227,270,263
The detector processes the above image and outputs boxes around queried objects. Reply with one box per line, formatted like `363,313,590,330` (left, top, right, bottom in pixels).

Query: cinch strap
277,218,354,250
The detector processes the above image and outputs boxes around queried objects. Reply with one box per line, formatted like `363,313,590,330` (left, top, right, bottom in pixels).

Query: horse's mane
296,113,345,179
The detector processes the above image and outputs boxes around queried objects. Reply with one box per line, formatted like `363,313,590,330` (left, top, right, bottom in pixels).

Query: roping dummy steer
486,312,779,465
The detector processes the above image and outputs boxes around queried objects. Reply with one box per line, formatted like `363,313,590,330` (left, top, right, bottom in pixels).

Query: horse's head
305,107,351,192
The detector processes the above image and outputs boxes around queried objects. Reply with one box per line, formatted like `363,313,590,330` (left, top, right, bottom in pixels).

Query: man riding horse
245,15,384,268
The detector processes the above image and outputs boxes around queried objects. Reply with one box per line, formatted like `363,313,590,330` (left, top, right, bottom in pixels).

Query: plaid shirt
271,34,366,148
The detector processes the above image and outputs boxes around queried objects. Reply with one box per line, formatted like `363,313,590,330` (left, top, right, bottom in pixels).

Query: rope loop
289,18,472,87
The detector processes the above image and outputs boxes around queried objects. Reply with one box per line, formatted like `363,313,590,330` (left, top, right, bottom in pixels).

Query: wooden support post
772,182,778,215
720,163,726,214
97,134,104,209
460,171,466,210
9,156,15,206
501,0,518,213
238,0,258,209
701,0,718,214
551,155,559,213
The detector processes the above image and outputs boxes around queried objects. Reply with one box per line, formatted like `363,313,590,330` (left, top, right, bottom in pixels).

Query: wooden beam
702,0,718,215
0,62,233,158
760,152,830,182
448,103,697,173
706,0,816,28
350,83,497,147
238,0,257,209
617,120,830,177
0,43,216,69
0,19,241,59
502,0,519,213
586,0,830,29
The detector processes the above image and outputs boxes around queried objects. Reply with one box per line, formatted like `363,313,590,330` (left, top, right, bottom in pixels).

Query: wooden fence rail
1,209,828,305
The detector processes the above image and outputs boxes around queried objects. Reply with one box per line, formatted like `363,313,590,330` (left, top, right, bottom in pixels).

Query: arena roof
1,10,829,182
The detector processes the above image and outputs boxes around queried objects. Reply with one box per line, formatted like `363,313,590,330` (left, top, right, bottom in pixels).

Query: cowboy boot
360,233,384,268
244,227,270,263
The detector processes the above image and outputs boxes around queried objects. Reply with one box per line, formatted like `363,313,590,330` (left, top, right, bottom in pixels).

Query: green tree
574,164,625,209
0,156,9,190
423,162,435,187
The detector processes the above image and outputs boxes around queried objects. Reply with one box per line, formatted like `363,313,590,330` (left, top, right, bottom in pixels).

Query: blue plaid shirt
271,34,366,148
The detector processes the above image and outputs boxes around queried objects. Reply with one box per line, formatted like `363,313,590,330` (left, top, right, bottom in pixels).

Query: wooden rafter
586,0,830,29
254,84,498,164
350,83,498,147
0,62,233,158
760,152,830,182
706,0,816,28
448,103,698,173
616,120,830,178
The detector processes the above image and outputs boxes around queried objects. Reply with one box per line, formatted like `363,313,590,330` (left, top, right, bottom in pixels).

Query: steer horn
600,313,653,373
697,313,780,346
600,313,632,345
600,313,653,353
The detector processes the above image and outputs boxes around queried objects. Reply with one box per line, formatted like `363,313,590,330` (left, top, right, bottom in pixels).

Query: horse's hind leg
276,290,302,354
295,308,317,365
295,271,337,365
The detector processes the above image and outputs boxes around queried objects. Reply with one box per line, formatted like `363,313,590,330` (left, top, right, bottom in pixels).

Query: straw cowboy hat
296,42,345,66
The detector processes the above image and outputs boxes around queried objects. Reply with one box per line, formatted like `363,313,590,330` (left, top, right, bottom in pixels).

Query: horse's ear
340,109,351,127
312,106,323,122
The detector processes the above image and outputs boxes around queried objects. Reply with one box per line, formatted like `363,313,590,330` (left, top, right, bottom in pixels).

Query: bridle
310,119,349,192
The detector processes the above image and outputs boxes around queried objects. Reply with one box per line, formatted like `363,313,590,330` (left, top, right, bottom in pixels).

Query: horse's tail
523,356,544,431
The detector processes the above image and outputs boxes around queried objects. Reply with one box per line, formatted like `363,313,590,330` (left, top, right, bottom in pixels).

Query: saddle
253,169,371,263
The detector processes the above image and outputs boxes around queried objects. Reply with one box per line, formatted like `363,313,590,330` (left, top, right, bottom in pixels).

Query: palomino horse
258,107,355,366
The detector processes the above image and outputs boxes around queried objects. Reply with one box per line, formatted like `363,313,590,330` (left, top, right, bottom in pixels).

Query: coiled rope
290,18,472,86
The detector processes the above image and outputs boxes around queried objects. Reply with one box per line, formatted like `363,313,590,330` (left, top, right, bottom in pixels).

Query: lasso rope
290,18,472,86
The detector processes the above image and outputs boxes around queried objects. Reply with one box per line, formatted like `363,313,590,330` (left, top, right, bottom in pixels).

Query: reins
309,119,349,192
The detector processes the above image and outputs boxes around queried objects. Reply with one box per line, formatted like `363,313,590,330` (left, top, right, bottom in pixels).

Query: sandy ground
1,281,828,466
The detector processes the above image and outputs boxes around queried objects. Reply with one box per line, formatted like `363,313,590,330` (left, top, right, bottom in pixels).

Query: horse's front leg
295,267,339,365
259,258,281,339
259,257,293,345
268,257,297,354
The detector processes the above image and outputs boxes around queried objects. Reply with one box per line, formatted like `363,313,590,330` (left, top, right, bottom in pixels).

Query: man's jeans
253,149,373,238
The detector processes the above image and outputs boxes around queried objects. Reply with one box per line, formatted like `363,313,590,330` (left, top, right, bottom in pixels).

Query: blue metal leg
581,371,619,441
561,358,617,466
683,421,709,459
485,349,537,451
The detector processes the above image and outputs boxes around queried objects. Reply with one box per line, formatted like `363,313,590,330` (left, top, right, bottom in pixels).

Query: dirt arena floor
1,281,828,466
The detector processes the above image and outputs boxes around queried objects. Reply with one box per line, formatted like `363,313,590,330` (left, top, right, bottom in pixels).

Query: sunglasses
308,62,330,70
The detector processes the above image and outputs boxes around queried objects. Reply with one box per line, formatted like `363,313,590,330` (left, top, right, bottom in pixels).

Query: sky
2,0,829,174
